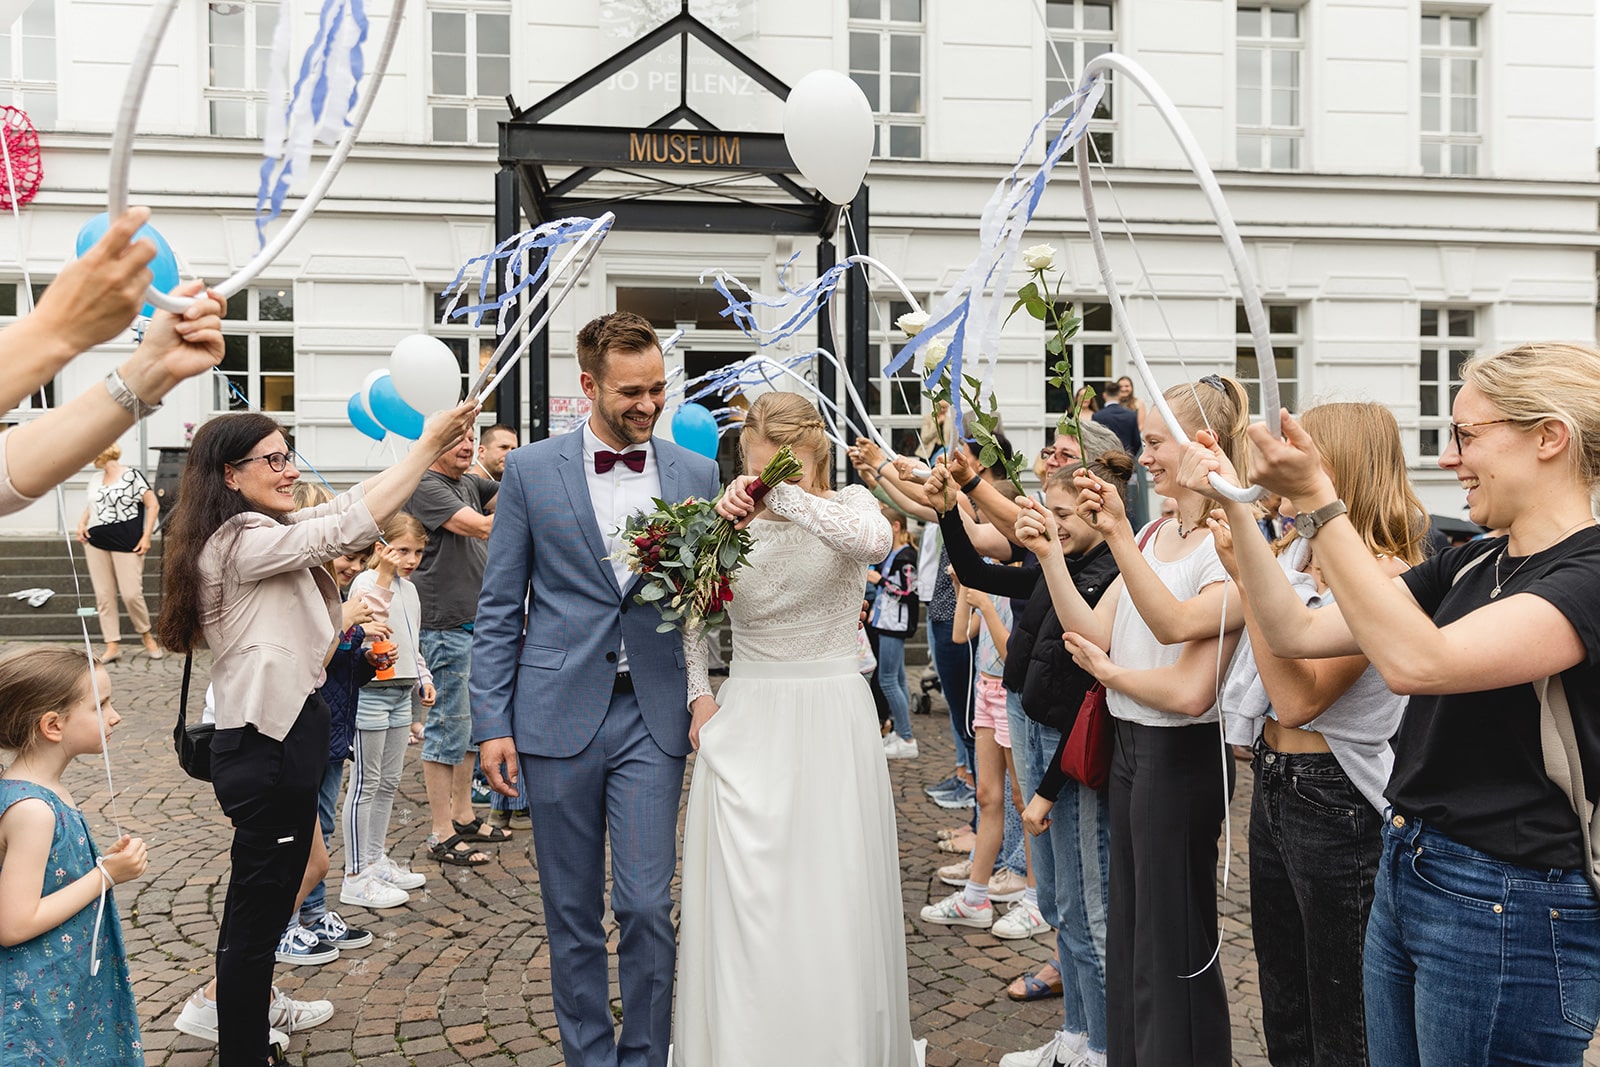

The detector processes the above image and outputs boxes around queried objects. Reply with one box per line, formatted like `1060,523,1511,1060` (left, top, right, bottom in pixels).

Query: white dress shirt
582,422,660,674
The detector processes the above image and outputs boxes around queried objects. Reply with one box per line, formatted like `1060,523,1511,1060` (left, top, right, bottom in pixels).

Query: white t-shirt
915,520,942,602
1106,521,1231,728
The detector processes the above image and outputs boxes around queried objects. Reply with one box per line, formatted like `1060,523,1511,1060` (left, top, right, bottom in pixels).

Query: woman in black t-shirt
1218,342,1600,1066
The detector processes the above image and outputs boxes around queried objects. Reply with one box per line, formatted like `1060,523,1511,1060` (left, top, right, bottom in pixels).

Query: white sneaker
368,854,427,891
339,870,410,910
993,899,1052,940
269,986,334,1033
999,1033,1074,1067
172,984,290,1050
883,735,919,759
919,890,994,929
988,867,1029,903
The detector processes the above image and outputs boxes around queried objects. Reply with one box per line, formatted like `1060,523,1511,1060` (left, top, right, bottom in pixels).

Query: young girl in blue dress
0,646,148,1065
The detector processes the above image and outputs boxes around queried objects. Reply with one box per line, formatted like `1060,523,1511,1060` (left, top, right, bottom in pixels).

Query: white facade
1,0,1595,531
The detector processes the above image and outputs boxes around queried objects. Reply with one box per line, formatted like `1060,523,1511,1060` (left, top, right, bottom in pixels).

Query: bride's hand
716,475,763,528
689,695,719,751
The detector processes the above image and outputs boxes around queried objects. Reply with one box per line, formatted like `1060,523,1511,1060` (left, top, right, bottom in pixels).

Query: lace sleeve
763,483,893,565
684,620,713,707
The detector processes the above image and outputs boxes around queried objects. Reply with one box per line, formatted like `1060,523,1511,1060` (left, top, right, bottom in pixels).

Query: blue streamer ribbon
438,216,615,332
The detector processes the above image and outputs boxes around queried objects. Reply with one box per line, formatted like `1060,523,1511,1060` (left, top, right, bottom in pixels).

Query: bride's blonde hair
739,392,832,494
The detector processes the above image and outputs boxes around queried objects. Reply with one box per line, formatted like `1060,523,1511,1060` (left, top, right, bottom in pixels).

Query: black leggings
211,695,328,1065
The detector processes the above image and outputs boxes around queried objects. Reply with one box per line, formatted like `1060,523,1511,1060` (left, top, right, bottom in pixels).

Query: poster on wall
549,396,593,435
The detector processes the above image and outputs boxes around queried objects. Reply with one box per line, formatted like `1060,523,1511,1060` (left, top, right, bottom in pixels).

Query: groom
470,311,721,1067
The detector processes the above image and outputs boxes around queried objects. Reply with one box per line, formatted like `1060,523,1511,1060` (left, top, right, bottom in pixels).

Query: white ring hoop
466,212,615,402
107,0,408,313
1078,52,1277,504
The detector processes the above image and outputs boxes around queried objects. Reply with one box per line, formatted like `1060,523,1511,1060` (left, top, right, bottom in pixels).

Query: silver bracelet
104,368,161,420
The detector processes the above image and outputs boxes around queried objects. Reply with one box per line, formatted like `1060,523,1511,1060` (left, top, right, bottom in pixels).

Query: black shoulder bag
173,652,214,782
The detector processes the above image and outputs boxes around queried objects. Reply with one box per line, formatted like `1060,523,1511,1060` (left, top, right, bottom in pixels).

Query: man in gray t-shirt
405,437,503,866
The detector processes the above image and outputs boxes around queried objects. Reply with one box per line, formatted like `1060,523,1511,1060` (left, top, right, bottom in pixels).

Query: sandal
429,833,492,867
452,816,512,843
938,833,977,854
1007,959,1064,1002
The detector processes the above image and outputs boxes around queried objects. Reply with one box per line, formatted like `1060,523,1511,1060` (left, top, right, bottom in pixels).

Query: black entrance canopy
491,1,871,442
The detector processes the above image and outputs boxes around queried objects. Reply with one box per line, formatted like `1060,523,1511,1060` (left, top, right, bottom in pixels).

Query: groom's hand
479,736,520,796
689,695,719,751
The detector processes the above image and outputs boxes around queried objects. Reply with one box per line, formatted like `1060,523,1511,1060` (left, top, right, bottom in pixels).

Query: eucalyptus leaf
656,622,678,633
638,584,666,602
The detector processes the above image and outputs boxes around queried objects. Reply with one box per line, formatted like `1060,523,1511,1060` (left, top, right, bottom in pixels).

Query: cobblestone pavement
32,648,1600,1065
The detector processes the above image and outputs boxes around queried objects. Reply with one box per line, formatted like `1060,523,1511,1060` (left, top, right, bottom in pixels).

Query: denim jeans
1365,815,1600,1067
876,632,913,741
298,758,346,926
928,620,975,772
1250,746,1379,1067
1011,691,1110,1054
419,627,473,765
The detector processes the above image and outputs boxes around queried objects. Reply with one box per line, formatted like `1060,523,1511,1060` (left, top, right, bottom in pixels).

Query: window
0,281,52,409
1044,300,1113,414
429,289,498,414
1236,5,1302,170
848,0,923,160
217,286,294,413
1420,12,1479,176
0,0,56,130
429,6,510,145
1417,306,1476,457
1044,0,1115,163
206,1,283,138
1234,303,1300,416
616,286,743,332
869,299,924,437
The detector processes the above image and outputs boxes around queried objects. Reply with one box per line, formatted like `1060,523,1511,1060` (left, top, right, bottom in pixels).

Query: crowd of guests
3,209,1600,1067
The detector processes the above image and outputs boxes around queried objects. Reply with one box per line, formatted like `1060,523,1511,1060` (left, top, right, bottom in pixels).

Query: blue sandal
1008,959,1064,1002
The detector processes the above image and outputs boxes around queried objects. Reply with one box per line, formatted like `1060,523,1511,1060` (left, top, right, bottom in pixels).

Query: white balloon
389,334,462,413
784,70,874,206
360,368,389,414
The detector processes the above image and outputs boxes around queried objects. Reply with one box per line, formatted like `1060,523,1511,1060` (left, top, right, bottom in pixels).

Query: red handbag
1058,518,1168,790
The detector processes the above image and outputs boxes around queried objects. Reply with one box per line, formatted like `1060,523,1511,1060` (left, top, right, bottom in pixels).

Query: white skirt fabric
673,656,919,1067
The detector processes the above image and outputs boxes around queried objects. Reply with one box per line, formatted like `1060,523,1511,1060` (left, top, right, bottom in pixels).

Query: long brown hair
1298,403,1427,565
157,413,289,653
0,646,96,757
739,392,832,494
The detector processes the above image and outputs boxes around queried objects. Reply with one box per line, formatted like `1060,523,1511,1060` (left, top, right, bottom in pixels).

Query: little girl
0,646,147,1064
344,512,442,895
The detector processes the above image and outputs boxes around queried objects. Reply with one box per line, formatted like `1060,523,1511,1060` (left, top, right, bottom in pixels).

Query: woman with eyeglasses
155,405,475,1066
1197,342,1600,1066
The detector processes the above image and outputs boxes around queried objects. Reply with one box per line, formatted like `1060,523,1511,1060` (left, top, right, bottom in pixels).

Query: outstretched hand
1174,430,1239,504
420,400,482,458
38,207,156,354
716,474,763,528
922,458,956,514
1246,410,1336,505
1013,496,1058,550
1072,466,1125,529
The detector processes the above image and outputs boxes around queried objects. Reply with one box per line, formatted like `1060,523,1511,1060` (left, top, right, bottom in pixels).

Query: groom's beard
596,403,659,447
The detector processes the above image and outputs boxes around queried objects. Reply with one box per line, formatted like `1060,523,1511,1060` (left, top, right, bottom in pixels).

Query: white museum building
0,0,1595,532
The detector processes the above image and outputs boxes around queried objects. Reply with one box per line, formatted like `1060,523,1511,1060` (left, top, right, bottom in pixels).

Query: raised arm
762,483,893,565
1014,495,1118,648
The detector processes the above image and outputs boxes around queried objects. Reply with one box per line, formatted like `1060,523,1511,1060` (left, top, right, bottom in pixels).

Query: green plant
1007,243,1090,474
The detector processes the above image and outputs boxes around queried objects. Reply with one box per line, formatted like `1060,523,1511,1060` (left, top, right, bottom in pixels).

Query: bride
674,391,921,1066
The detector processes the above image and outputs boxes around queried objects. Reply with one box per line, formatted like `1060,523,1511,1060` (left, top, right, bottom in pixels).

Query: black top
867,544,920,637
1391,527,1600,869
1092,402,1141,456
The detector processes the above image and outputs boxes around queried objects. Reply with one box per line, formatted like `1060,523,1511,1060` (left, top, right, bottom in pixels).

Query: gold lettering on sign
626,131,743,166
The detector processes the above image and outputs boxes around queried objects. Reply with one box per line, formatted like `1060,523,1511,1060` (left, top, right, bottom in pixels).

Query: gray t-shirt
406,470,496,629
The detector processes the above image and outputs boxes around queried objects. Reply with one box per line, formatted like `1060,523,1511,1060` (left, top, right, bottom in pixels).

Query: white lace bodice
686,483,892,703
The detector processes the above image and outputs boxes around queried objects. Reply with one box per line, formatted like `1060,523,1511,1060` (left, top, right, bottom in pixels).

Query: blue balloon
672,403,720,459
367,374,425,439
347,393,386,442
75,212,182,318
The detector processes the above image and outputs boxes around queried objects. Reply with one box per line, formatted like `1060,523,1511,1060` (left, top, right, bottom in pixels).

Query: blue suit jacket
469,430,722,759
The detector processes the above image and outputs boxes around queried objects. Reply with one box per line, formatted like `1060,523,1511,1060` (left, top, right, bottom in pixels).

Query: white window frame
1045,299,1115,415
0,280,52,412
427,3,511,146
215,286,296,418
1420,10,1481,176
1236,4,1304,171
1416,305,1478,461
847,0,925,161
427,287,500,421
0,0,56,131
1234,302,1303,418
1044,0,1117,163
869,298,926,449
204,0,283,139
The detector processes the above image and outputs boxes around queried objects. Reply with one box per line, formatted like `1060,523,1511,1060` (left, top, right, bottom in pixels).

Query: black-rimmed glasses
1450,419,1516,455
232,451,294,472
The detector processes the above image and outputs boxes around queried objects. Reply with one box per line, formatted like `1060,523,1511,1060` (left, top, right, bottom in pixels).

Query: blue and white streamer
699,253,854,347
439,215,616,333
255,0,370,244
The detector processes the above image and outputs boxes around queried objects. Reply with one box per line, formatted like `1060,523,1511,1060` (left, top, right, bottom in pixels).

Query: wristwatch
104,368,161,420
1294,499,1348,540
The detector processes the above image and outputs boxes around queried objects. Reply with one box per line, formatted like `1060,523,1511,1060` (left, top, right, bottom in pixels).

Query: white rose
922,337,949,373
1021,243,1057,271
896,310,929,337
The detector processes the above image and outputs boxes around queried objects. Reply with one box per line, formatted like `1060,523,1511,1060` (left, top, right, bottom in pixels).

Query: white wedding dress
674,482,922,1067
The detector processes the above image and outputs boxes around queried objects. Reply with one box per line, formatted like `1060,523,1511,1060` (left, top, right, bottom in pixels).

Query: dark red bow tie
594,449,646,474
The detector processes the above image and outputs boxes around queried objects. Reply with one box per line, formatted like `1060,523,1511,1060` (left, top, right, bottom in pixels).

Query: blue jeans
298,759,345,927
1012,692,1110,1053
875,632,913,741
420,628,473,765
1365,815,1600,1067
928,620,975,772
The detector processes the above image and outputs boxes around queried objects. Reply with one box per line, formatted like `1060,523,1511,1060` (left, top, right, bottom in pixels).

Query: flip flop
1007,959,1064,1002
452,816,512,843
429,833,491,867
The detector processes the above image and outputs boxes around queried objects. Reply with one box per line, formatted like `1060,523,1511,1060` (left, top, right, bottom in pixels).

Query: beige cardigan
199,483,380,740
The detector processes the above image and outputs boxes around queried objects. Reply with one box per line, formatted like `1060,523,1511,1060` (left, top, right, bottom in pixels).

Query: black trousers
1106,718,1234,1067
211,694,328,1066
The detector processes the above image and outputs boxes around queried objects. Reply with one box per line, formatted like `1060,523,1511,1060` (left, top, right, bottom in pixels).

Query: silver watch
1294,499,1348,540
104,368,161,420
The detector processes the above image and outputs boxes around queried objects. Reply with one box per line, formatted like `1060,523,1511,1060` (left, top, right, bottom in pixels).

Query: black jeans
1107,719,1234,1067
211,695,328,1066
1250,744,1381,1067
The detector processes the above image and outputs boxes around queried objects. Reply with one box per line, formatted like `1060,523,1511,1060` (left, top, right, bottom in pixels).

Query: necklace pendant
1490,585,1502,599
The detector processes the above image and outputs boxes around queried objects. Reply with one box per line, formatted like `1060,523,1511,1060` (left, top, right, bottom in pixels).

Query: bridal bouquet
618,445,804,634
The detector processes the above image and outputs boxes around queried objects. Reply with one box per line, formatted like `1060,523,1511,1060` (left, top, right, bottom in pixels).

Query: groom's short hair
577,312,662,381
